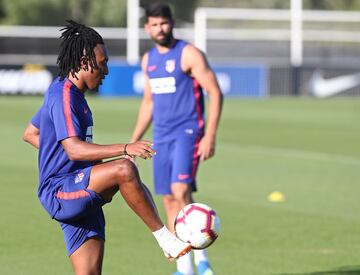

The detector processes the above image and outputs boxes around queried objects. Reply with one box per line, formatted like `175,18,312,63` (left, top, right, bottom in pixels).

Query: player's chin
154,37,171,46
92,79,103,90
86,83,101,92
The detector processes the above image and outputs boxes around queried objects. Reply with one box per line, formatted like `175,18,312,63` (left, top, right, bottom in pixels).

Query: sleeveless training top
147,40,205,142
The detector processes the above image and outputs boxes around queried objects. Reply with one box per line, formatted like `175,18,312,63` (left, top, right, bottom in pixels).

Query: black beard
154,32,173,47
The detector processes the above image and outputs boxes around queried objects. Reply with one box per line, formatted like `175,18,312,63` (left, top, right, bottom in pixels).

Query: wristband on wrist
124,144,129,155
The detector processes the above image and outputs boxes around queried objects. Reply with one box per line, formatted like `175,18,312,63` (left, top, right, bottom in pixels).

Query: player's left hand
126,140,156,160
197,134,216,161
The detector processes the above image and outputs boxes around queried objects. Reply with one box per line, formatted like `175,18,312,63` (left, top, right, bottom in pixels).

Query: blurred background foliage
0,0,360,26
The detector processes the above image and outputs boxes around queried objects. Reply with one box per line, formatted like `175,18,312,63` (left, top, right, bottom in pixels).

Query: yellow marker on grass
268,191,285,202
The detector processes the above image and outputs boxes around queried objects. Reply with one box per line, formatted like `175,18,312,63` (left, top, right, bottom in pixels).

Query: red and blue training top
31,77,93,218
146,40,205,142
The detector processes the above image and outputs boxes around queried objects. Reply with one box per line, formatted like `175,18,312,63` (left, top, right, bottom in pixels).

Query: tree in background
86,0,126,27
198,0,288,9
198,0,360,10
304,0,360,10
1,0,66,25
0,0,4,21
0,0,198,27
0,0,360,26
0,0,127,26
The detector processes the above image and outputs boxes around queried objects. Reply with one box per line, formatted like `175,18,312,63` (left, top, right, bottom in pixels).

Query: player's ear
144,22,150,34
80,56,89,71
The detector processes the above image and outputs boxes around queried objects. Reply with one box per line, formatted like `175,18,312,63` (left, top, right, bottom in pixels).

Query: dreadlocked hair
57,20,104,80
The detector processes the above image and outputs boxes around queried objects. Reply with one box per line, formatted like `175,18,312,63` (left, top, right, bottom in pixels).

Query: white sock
193,249,209,265
176,252,194,275
152,226,172,244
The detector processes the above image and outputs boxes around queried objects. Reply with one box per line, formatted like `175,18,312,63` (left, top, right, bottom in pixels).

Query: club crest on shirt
165,59,176,73
75,172,84,184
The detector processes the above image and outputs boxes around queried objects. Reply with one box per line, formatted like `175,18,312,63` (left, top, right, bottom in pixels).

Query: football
174,203,220,249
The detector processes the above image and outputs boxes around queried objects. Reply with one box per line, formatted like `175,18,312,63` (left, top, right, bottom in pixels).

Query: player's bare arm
131,53,154,142
61,137,155,161
182,44,223,161
23,123,40,149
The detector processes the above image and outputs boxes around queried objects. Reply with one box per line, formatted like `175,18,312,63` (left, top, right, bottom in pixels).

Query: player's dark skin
23,43,168,275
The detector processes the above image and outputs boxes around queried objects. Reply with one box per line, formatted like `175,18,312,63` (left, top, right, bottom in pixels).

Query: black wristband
124,144,128,155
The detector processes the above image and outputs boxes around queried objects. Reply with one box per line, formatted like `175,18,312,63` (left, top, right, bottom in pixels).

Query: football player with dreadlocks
23,20,191,275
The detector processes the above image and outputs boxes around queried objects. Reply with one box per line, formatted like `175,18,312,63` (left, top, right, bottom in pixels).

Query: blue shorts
52,167,107,255
153,131,202,195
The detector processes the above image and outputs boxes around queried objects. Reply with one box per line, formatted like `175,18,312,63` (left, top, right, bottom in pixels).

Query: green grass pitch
0,95,359,275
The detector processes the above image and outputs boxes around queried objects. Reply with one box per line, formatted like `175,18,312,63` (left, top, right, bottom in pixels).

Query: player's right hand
125,140,156,159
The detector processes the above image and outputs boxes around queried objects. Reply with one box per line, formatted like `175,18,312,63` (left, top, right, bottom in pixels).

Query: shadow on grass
276,266,360,275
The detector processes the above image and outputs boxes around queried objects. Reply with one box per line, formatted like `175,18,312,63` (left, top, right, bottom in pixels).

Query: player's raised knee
112,158,138,182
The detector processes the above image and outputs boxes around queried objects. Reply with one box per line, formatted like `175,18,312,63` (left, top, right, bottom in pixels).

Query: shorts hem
68,233,105,256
